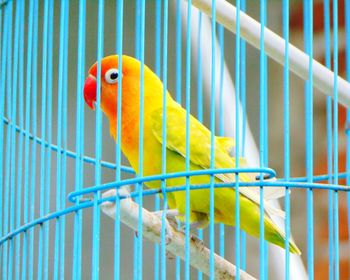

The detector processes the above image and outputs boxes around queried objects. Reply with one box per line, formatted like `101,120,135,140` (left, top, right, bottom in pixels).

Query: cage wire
0,0,350,279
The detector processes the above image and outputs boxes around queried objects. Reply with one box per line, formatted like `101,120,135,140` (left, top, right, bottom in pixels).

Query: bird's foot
166,251,176,260
181,220,208,231
179,213,208,246
190,233,204,246
176,222,206,246
179,226,205,246
152,209,182,245
152,209,181,228
134,209,181,244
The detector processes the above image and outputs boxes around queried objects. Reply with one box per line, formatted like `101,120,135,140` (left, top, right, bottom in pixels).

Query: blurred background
1,0,349,279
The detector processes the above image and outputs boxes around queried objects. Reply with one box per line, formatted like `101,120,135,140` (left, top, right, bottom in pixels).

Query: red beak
84,75,97,110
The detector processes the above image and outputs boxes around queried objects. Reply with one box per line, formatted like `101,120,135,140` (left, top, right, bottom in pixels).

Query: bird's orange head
83,55,143,116
84,55,166,142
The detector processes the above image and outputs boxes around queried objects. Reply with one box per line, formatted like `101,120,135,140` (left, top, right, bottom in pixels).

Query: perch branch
101,188,256,280
190,0,350,108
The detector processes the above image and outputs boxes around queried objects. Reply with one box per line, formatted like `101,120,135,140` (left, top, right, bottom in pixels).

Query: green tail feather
264,216,301,255
216,193,302,255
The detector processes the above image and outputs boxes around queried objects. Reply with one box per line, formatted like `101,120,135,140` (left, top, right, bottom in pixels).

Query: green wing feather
151,105,237,171
151,105,285,219
150,105,301,254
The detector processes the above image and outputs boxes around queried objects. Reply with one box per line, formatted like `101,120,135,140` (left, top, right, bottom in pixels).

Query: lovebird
84,55,301,255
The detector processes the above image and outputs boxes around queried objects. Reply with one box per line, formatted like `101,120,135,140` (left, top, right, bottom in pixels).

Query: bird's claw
190,233,204,246
152,209,179,245
161,219,174,245
153,209,181,228
166,251,176,260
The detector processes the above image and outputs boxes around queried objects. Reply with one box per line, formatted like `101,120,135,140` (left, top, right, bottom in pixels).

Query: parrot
83,54,301,255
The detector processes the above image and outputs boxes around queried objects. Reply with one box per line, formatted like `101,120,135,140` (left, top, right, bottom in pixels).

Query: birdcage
1,0,349,279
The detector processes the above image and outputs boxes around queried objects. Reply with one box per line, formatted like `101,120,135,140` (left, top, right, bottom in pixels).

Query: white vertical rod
180,2,308,279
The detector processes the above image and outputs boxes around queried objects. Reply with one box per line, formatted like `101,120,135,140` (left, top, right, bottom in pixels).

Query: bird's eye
104,68,119,84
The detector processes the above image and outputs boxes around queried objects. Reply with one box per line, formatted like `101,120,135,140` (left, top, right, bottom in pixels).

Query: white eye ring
104,68,120,84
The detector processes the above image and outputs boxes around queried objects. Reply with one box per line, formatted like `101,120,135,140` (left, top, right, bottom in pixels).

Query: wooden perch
101,188,256,280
